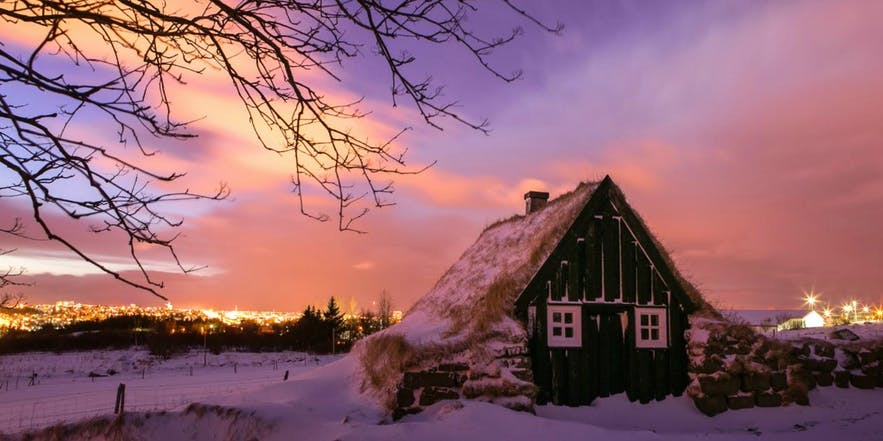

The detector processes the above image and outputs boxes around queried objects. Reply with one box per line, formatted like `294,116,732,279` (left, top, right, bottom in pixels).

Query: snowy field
0,349,336,434
2,348,883,440
775,321,883,341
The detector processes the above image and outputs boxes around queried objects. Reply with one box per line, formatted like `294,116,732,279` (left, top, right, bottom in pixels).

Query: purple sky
2,0,882,313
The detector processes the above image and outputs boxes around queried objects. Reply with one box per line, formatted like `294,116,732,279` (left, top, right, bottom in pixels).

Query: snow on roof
404,181,598,340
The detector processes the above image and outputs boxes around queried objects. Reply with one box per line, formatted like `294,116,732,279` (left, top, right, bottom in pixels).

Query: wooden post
114,383,126,414
119,383,125,415
283,370,289,381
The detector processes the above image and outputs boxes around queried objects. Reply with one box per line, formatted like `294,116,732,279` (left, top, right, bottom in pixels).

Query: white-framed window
547,304,581,347
635,307,667,348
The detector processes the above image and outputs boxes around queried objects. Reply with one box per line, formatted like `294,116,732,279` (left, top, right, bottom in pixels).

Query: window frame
634,306,668,348
547,304,582,348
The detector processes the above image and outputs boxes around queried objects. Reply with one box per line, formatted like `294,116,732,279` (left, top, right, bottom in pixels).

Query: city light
0,301,403,334
803,290,819,311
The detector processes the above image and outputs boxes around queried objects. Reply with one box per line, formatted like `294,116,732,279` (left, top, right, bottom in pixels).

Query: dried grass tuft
358,333,415,408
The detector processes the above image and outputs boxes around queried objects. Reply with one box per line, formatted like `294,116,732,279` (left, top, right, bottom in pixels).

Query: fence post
114,383,126,414
283,370,289,381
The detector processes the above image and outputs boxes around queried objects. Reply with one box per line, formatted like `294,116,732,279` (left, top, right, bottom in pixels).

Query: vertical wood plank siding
514,178,695,409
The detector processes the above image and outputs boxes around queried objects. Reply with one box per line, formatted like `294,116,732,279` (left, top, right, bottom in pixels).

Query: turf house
356,176,713,417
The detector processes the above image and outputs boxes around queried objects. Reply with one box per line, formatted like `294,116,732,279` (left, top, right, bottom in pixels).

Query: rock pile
392,345,535,419
688,319,883,416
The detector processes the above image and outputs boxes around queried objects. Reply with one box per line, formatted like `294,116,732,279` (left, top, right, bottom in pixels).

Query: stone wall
392,345,534,419
687,318,883,416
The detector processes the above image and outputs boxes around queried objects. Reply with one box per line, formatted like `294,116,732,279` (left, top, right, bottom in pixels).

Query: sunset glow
2,0,883,312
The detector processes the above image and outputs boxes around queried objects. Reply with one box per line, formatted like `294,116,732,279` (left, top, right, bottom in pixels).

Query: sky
1,0,882,312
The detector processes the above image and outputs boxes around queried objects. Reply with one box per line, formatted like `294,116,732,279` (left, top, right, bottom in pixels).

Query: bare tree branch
0,0,559,299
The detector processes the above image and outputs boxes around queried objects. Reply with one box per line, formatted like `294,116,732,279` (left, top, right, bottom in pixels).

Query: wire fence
0,356,324,435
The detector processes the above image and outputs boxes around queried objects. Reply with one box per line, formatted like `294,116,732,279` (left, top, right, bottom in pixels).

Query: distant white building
802,310,825,328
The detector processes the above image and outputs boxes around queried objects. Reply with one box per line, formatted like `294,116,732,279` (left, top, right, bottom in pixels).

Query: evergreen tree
323,297,344,331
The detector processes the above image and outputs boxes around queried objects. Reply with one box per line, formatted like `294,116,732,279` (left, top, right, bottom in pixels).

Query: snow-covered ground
0,349,337,434
774,321,883,341
3,349,883,440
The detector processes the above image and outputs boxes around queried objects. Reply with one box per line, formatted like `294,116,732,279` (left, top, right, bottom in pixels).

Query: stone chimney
524,191,549,215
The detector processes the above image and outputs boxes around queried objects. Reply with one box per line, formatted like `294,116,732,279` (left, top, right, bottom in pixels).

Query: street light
803,291,819,311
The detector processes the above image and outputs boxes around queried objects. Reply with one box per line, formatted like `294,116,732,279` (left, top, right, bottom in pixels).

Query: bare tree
377,289,393,330
0,292,23,309
0,248,25,308
0,1,560,300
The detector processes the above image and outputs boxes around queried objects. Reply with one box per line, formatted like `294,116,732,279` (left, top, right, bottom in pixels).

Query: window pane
651,329,659,340
640,315,648,326
553,312,562,323
564,313,573,324
641,329,649,340
650,315,659,326
553,327,562,336
565,328,574,338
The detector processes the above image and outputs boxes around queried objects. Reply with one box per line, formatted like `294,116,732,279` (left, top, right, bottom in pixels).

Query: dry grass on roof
482,181,596,233
443,182,596,331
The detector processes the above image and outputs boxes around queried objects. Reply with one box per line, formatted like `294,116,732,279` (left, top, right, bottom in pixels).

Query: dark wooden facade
514,176,695,406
